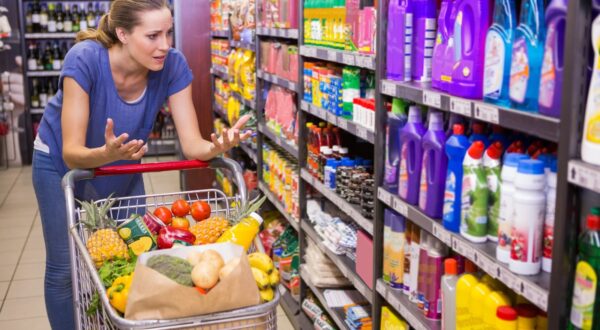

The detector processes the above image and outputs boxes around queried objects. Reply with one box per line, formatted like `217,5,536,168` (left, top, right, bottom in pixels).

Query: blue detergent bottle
443,123,471,233
483,0,518,106
508,0,546,112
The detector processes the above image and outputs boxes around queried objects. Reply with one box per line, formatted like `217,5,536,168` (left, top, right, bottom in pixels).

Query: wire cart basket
62,158,280,329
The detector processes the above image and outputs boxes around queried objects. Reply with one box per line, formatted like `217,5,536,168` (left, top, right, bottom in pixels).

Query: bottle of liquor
63,4,72,33
31,79,40,108
27,43,38,71
25,4,33,33
72,4,80,33
31,0,41,33
56,3,64,32
87,3,96,29
47,78,56,100
39,78,48,108
52,43,61,71
47,3,57,33
40,4,48,32
79,5,88,31
43,43,53,71
36,43,44,71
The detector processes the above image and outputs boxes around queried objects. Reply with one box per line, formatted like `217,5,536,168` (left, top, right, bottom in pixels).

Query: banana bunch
248,252,279,302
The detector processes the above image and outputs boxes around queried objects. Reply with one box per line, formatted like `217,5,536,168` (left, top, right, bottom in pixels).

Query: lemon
118,227,131,240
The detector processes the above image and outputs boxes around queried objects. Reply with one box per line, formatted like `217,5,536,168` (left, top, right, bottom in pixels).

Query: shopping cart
62,158,280,329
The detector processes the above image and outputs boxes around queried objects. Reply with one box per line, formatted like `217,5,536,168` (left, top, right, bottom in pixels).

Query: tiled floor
0,155,294,330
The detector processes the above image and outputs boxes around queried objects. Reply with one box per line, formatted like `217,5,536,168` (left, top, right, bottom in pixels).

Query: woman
31,1,250,328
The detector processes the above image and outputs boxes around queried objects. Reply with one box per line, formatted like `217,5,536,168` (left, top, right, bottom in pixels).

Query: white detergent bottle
582,15,600,165
441,258,458,330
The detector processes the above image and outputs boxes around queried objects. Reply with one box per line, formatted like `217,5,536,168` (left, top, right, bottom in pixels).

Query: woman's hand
209,114,252,155
103,118,147,162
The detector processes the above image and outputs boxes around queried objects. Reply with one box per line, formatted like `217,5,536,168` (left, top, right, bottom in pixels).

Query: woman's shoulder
66,40,104,59
165,47,189,68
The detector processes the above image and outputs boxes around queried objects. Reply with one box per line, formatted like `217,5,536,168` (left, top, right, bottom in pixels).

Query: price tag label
477,253,497,277
356,56,373,69
290,29,298,39
452,238,475,259
278,284,286,296
327,50,338,62
356,125,368,140
337,117,348,130
392,197,409,217
381,81,397,96
450,98,472,117
498,268,521,292
432,223,452,246
277,29,285,37
422,91,442,109
474,103,500,124
302,46,317,57
569,163,598,191
327,111,337,124
378,188,393,206
342,53,356,66
387,291,401,310
526,285,548,310
289,82,297,92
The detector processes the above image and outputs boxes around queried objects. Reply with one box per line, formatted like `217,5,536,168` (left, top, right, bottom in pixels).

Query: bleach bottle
443,124,470,233
582,14,600,166
387,0,413,81
411,0,437,82
384,98,409,192
469,121,491,147
509,0,546,112
419,111,448,219
483,0,518,106
432,0,455,91
398,106,427,205
460,141,489,243
538,0,568,118
448,0,493,99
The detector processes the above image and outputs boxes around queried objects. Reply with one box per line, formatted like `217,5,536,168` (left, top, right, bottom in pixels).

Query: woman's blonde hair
76,0,169,48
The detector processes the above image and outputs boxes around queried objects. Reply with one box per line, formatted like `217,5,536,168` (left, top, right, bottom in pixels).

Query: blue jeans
32,150,75,330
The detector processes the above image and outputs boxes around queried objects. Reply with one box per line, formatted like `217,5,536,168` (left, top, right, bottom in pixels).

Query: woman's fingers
130,144,148,160
232,114,250,130
211,133,223,150
240,130,252,141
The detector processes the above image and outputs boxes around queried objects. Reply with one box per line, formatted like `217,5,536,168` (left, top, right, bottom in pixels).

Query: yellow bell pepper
106,272,134,313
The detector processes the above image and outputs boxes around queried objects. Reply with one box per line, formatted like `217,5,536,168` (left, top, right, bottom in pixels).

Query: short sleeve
166,48,194,96
59,40,100,94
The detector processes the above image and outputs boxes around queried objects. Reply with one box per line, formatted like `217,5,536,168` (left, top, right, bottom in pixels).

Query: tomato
191,201,211,221
153,206,173,225
171,199,191,217
171,217,190,230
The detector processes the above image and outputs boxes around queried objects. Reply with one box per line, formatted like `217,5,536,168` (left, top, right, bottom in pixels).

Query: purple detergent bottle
432,0,455,91
538,0,568,118
419,111,449,219
398,106,427,205
387,0,414,81
448,0,494,99
411,0,438,82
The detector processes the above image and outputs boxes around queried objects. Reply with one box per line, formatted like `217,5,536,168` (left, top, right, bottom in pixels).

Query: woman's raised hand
103,118,147,161
209,114,253,154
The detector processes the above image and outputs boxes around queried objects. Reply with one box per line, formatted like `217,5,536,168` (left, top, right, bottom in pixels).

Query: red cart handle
94,160,209,176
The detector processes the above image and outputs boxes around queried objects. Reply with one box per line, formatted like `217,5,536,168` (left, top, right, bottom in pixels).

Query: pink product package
267,42,281,74
345,0,361,51
279,0,298,29
356,230,374,290
358,7,376,55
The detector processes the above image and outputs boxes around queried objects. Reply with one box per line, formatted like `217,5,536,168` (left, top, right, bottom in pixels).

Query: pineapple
78,195,129,268
189,216,230,245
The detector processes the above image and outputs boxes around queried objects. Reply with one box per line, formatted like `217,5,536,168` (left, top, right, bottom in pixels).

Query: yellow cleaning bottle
456,272,479,330
484,291,511,329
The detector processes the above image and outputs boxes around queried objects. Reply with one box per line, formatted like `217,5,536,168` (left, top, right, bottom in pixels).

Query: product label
483,31,506,98
403,237,411,294
47,21,56,33
442,170,456,224
398,143,409,199
498,187,515,251
454,12,463,62
511,197,545,263
418,152,429,210
52,60,61,71
27,59,37,72
32,13,40,24
509,38,529,103
389,230,406,288
539,24,557,108
461,164,488,238
486,166,501,239
384,124,399,189
383,224,393,283
570,261,598,329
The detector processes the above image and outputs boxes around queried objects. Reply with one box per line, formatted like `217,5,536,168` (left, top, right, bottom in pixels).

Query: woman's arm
169,84,251,161
61,77,146,169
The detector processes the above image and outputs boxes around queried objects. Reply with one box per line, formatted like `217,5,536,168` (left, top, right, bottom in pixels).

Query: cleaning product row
386,0,567,117
262,142,300,219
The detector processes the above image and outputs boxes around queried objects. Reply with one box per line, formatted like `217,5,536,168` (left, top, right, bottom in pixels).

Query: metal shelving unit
375,280,440,330
257,122,299,159
299,45,376,70
300,100,376,143
210,66,228,80
257,70,299,92
239,143,258,164
301,266,350,330
210,30,229,38
258,182,300,231
26,70,61,77
24,32,77,39
256,27,299,39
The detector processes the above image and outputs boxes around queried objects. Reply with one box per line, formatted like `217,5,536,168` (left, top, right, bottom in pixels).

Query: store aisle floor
0,156,294,330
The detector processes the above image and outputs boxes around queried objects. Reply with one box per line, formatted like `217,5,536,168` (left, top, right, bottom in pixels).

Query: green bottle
460,141,489,243
569,209,600,330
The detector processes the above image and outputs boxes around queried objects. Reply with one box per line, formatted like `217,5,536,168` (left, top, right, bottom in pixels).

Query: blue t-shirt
38,40,194,200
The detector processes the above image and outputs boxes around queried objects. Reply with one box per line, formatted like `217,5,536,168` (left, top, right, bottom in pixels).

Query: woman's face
125,8,174,71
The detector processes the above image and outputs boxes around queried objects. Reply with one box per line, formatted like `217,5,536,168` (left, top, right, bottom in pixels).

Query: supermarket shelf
278,285,301,327
210,66,229,80
301,266,350,330
27,71,61,77
377,188,550,311
380,79,561,143
299,45,376,70
30,108,45,115
210,30,229,38
300,100,375,144
230,39,256,52
299,312,314,329
231,91,256,110
239,143,258,164
259,182,300,231
376,280,440,330
213,102,229,124
257,122,299,159
568,160,600,194
256,27,299,39
301,169,373,235
302,221,374,304
257,70,298,92
25,32,77,39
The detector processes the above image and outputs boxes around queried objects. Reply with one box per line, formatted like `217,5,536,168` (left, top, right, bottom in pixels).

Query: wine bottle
31,79,40,108
25,4,33,33
52,43,61,71
39,78,48,108
27,43,37,71
87,3,96,28
31,0,41,33
47,3,57,33
56,3,64,32
72,4,80,33
63,4,72,33
40,4,48,32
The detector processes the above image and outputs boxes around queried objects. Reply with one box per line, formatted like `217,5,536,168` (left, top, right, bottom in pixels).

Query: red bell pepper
157,226,196,249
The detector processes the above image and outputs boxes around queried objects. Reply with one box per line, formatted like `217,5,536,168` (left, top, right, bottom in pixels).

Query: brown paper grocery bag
125,251,260,320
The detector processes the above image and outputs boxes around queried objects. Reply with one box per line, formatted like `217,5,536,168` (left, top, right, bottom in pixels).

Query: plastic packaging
484,291,511,330
516,304,538,329
443,124,471,233
431,0,454,91
469,282,492,326
582,14,600,165
383,209,406,288
419,111,448,218
387,0,414,81
542,159,557,273
441,258,458,330
415,232,430,306
456,272,479,328
497,306,519,330
408,225,422,301
384,99,409,192
509,159,546,275
484,142,504,242
398,106,427,205
424,238,447,320
216,212,264,251
460,141,489,243
411,0,437,82
403,222,413,295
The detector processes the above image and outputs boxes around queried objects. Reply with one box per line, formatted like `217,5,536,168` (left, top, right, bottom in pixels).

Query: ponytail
76,14,118,48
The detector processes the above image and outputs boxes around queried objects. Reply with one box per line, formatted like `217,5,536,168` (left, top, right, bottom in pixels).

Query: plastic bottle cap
515,304,539,318
497,306,518,321
468,141,485,159
249,212,264,225
587,214,600,231
486,142,504,160
444,258,458,275
408,106,422,122
472,122,485,134
517,159,545,175
453,124,464,135
504,153,530,167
